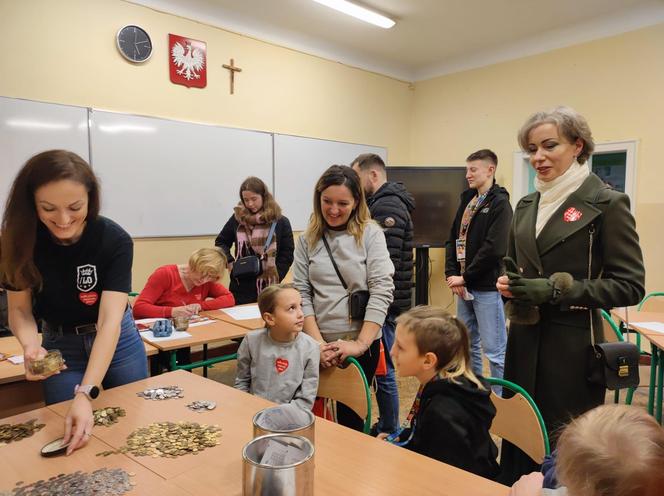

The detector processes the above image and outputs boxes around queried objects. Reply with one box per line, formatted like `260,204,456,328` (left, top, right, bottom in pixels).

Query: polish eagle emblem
171,42,205,80
168,34,207,88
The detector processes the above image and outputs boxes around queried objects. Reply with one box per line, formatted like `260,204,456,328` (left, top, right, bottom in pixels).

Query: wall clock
116,25,152,63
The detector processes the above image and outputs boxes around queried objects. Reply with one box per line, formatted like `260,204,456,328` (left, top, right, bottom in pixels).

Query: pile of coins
97,421,221,459
93,407,126,427
0,419,45,445
6,468,135,496
186,400,216,413
26,350,64,376
136,386,184,400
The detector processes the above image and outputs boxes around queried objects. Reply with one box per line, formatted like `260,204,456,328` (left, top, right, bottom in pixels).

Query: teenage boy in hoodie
445,149,512,381
352,153,415,436
385,305,499,479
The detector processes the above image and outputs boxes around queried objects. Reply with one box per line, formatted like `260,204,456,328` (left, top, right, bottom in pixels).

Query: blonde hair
396,306,485,390
305,165,373,247
257,283,298,325
557,404,664,496
517,106,595,164
188,248,227,280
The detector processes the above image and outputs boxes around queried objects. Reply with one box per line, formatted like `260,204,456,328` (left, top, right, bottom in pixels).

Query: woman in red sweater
133,248,235,319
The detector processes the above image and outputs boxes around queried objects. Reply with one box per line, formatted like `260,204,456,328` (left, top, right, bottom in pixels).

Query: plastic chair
485,377,550,465
316,357,372,434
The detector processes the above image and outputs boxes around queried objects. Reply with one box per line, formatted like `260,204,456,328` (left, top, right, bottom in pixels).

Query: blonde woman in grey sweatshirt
293,165,394,431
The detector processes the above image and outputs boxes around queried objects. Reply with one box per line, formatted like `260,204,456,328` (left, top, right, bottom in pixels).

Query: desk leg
170,351,178,371
648,344,657,416
203,344,208,378
657,348,663,424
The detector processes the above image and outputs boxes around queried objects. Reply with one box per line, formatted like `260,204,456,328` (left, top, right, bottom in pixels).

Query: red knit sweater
132,265,235,319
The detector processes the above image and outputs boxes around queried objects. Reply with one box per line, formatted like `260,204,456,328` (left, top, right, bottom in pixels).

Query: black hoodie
367,181,416,314
403,376,499,480
445,183,512,291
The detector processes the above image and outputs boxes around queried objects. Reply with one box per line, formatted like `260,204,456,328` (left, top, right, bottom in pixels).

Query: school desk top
139,316,248,352
44,370,510,495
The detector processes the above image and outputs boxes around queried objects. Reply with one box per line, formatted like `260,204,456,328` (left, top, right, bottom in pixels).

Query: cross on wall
222,58,242,95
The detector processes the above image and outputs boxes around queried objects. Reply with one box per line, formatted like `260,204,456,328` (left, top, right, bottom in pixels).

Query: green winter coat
504,173,645,436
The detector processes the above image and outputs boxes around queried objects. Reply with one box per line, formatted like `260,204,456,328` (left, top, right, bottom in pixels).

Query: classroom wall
410,23,664,308
0,0,412,290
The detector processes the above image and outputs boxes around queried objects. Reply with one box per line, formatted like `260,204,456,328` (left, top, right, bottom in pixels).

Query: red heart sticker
275,358,289,374
79,292,99,306
563,207,583,223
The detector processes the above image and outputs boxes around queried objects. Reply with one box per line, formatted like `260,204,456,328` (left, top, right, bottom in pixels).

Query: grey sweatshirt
293,222,395,342
234,328,320,410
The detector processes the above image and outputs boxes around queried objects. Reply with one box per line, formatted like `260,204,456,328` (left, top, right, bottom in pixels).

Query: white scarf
535,161,590,237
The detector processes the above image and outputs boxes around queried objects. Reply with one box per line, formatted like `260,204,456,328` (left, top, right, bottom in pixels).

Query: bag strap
261,221,278,255
588,185,610,348
322,235,348,291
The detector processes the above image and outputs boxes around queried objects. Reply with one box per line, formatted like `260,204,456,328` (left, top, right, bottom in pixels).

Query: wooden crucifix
222,58,242,95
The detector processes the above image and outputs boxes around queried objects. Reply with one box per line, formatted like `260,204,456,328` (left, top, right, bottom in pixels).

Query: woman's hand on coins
172,306,197,318
64,394,94,455
23,344,66,381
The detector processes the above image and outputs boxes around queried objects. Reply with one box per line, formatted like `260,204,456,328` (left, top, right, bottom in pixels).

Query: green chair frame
485,377,551,460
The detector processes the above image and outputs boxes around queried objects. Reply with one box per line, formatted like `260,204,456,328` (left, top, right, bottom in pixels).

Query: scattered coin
136,386,184,400
97,421,221,459
186,400,216,413
93,407,126,427
5,468,135,495
0,419,46,445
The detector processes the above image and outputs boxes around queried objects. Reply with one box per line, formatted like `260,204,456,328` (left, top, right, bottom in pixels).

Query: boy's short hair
257,283,297,316
557,404,664,496
466,149,498,167
188,248,227,281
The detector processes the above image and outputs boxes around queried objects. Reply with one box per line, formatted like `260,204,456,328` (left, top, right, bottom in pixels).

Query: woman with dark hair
0,150,148,454
215,177,294,304
293,165,394,431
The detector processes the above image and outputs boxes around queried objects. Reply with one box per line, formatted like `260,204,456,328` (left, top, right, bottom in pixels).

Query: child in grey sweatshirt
234,284,320,410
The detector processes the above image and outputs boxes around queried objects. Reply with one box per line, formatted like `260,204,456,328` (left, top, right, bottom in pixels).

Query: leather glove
503,256,522,282
508,277,554,306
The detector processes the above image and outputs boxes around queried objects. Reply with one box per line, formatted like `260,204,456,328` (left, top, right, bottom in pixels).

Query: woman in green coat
496,106,645,484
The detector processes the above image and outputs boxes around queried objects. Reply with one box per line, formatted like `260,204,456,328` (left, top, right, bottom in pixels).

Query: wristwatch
74,384,100,400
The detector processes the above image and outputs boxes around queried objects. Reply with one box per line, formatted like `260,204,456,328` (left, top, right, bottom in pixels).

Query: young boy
387,305,499,479
234,283,320,410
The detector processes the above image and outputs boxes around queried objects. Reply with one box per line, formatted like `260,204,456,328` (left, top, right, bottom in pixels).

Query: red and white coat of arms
169,34,207,88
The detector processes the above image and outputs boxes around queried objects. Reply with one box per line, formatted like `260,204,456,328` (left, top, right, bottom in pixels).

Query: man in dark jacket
445,149,512,381
352,153,415,435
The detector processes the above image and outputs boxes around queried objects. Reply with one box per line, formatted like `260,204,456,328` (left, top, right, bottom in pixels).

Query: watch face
89,386,100,399
116,25,152,63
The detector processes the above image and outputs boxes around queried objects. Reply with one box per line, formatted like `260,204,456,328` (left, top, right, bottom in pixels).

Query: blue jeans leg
456,297,483,377
42,308,148,405
375,314,400,433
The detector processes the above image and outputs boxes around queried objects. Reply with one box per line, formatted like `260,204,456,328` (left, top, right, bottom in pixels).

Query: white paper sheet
140,330,192,342
134,317,162,325
188,317,215,328
256,404,312,431
635,322,664,334
8,355,24,365
259,439,307,466
222,305,261,320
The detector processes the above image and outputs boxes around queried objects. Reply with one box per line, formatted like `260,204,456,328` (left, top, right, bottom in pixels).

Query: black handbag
322,235,370,321
231,221,277,280
583,195,640,390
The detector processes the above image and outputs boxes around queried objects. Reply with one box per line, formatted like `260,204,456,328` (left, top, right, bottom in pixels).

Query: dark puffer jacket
367,182,415,315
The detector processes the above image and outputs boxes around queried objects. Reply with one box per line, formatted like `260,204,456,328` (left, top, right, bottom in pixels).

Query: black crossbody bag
585,188,640,390
231,221,277,280
322,235,370,321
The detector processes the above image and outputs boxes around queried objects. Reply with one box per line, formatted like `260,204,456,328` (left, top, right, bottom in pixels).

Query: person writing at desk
0,150,148,454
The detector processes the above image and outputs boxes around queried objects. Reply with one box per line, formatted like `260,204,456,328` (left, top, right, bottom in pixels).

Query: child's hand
509,472,544,496
320,343,340,368
376,432,389,441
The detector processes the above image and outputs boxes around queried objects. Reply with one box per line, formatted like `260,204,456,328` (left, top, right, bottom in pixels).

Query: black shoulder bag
322,235,370,322
231,221,277,280
585,188,640,390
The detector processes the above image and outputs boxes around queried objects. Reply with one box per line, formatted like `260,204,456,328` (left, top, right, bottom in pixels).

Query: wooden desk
48,371,509,495
0,408,192,495
205,305,264,331
610,308,664,331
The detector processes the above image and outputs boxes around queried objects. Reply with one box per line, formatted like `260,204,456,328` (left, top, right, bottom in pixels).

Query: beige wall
410,23,664,307
2,0,662,306
0,0,412,290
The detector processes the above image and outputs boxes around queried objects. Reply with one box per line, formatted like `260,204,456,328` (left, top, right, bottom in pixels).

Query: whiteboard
89,110,273,237
0,97,89,218
273,134,387,231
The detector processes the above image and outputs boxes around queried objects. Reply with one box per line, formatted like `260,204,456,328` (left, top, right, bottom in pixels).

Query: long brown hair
0,150,101,290
305,165,372,246
239,177,281,222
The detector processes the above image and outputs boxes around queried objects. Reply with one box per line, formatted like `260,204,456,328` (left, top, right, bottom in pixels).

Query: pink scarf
234,204,279,294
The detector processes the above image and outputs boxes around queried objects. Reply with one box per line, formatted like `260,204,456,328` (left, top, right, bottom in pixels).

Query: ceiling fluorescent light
313,0,395,29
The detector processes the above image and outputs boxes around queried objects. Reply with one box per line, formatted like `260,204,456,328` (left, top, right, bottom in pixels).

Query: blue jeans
375,314,400,433
42,308,148,405
456,290,507,382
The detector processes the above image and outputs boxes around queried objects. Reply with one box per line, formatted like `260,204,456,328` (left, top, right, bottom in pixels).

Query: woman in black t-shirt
0,150,148,454
214,176,294,304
